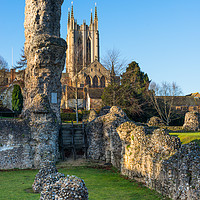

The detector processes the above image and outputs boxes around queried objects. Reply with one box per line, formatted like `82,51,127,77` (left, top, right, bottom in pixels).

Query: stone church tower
61,4,116,110
66,5,99,80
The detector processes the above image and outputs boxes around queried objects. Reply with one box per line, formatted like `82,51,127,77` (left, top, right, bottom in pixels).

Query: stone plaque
51,93,57,104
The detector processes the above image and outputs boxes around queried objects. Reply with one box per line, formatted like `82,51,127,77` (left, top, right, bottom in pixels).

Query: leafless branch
149,81,183,125
102,48,127,76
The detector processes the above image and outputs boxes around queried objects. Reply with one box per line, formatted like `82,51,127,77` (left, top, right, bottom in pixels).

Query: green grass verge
0,167,170,200
169,132,200,146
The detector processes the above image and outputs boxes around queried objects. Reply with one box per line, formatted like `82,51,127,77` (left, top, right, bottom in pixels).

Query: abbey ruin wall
0,0,67,169
22,0,66,168
87,106,200,200
24,0,66,121
0,119,32,169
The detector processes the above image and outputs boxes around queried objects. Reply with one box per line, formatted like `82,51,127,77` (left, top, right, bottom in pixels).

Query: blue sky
0,0,199,95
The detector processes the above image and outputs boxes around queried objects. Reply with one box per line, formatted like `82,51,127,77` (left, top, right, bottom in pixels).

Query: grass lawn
0,166,170,200
169,132,200,146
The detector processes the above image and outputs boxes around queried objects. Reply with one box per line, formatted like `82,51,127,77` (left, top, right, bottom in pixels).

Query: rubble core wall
87,106,130,168
0,119,32,169
22,0,67,168
87,106,200,200
183,111,200,131
0,113,60,169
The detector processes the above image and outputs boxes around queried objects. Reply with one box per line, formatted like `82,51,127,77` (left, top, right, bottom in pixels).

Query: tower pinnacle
68,8,70,24
71,2,74,19
90,9,93,24
95,5,98,21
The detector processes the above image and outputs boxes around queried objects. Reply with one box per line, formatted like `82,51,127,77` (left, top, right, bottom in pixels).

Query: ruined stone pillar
24,0,66,120
24,0,67,168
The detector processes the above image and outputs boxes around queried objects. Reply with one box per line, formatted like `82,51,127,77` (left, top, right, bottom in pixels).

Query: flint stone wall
0,119,32,169
183,111,200,131
0,103,60,169
87,106,130,167
24,0,66,121
20,0,67,168
147,116,165,127
87,106,200,199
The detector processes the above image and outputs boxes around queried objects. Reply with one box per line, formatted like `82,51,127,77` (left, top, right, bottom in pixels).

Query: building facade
61,4,115,110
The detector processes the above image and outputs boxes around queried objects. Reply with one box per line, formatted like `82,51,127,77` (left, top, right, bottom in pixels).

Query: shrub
12,85,23,115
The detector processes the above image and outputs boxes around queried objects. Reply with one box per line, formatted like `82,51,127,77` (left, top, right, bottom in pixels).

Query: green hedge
81,110,90,115
61,113,82,122
61,111,91,122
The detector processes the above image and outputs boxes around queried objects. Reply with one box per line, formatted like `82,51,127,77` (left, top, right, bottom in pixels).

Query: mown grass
0,167,170,200
169,132,200,146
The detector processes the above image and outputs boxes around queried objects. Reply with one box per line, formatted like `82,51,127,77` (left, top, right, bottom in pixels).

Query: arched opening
85,75,91,87
100,76,105,88
86,38,91,65
93,75,98,88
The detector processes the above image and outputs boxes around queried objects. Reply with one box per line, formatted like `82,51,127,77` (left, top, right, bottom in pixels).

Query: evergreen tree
101,82,120,106
102,61,154,122
121,61,149,94
120,61,151,120
12,85,23,115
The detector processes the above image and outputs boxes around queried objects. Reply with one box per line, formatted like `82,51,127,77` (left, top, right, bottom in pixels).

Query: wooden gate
59,122,88,160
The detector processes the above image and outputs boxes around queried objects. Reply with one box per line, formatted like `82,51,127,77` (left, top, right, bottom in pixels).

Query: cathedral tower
66,4,100,81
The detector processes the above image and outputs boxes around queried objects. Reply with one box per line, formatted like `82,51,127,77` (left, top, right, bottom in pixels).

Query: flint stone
183,111,200,131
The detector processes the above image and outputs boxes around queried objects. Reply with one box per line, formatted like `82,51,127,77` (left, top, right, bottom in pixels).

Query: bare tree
0,55,8,71
101,48,127,110
149,81,182,125
102,48,127,76
0,55,9,86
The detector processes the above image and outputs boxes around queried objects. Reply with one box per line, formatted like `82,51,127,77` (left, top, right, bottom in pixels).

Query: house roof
66,86,104,100
66,86,85,99
157,96,200,106
186,92,200,98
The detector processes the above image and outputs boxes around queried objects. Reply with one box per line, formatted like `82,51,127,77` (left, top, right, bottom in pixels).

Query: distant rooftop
186,92,200,98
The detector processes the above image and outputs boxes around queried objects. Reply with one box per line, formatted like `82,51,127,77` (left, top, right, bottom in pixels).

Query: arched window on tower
93,75,98,88
85,75,91,87
100,76,105,88
86,38,91,65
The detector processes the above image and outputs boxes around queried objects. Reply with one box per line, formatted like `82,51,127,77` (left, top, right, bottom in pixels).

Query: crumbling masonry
87,106,200,200
0,0,67,169
23,0,67,168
